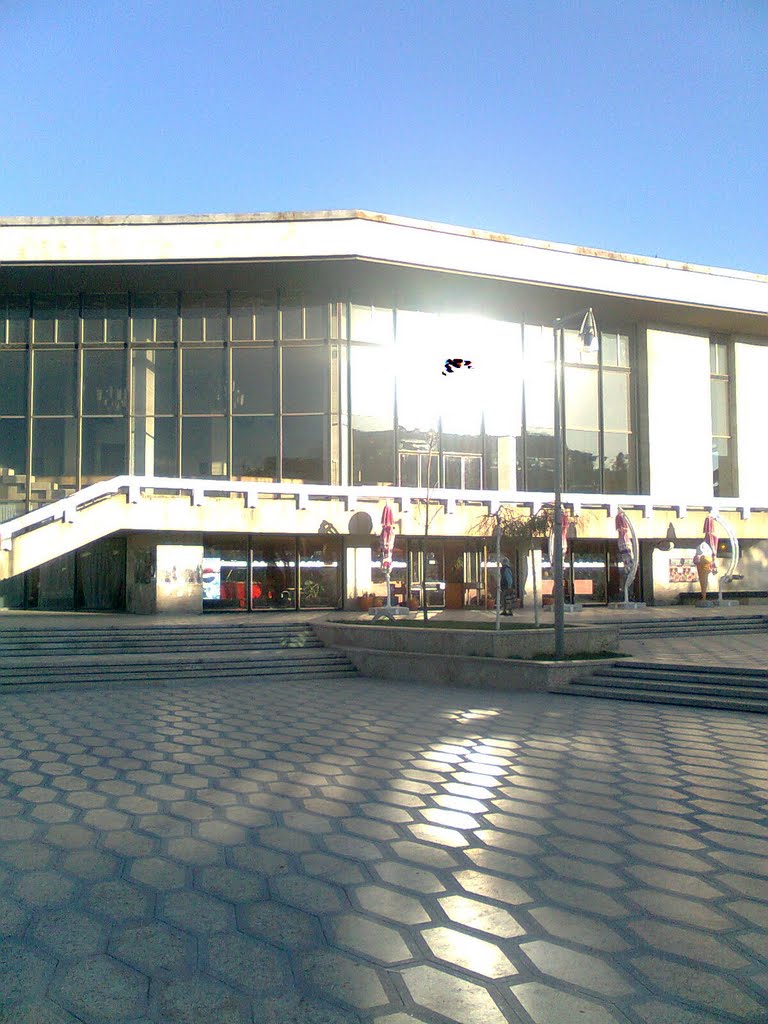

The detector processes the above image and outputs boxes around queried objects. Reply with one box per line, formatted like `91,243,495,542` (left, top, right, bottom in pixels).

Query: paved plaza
1,634,768,1022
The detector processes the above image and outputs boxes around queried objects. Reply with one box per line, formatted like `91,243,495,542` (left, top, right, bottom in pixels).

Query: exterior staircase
551,661,768,713
0,622,358,692
618,613,768,640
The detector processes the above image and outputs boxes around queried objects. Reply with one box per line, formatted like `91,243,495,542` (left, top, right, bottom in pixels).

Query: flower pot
407,598,420,611
357,596,373,612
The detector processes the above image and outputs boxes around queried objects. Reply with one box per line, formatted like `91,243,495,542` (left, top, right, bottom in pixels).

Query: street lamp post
552,308,598,659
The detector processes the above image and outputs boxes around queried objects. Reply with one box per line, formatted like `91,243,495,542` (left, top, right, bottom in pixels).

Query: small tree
472,504,555,627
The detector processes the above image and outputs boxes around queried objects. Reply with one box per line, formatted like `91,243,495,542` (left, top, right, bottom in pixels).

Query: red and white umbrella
380,503,395,573
703,515,718,555
615,509,634,570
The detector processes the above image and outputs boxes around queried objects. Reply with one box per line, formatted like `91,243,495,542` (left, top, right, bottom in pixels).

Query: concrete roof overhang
1,210,767,338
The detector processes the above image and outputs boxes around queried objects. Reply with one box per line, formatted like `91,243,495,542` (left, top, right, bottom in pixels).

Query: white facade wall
734,340,768,504
646,328,713,498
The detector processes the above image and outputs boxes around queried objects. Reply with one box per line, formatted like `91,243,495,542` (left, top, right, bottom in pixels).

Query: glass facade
0,288,642,515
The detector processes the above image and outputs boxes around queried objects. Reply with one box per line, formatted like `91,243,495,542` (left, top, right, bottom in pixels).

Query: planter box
334,645,614,691
313,621,619,660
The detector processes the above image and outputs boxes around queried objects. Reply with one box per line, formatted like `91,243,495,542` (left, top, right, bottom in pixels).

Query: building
1,210,767,613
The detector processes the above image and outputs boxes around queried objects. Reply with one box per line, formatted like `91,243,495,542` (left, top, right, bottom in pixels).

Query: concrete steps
0,623,358,691
551,660,768,713
618,614,768,640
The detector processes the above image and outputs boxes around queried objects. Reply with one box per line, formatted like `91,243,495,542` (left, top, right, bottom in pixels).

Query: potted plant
357,593,374,612
407,596,420,611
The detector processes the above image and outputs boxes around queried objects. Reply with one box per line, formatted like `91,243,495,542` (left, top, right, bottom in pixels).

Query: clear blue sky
2,0,766,273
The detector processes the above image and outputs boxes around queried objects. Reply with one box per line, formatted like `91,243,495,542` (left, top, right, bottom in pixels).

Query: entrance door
250,538,297,610
203,538,249,610
408,541,445,609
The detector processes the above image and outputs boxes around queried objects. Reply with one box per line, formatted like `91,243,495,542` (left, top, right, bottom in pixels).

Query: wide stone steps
0,623,358,691
551,661,768,713
618,614,768,639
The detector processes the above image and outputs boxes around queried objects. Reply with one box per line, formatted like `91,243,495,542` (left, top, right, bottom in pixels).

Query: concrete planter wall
313,621,619,659
336,646,606,691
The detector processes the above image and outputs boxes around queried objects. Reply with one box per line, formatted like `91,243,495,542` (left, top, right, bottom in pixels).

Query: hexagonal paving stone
195,865,267,903
301,950,389,1011
454,869,530,907
205,932,286,993
13,871,76,908
422,926,517,979
521,940,634,997
528,907,627,952
301,852,366,886
29,803,76,824
81,808,132,832
51,954,148,1021
85,880,154,922
32,909,106,959
374,860,445,895
511,981,628,1024
62,848,120,882
0,841,53,871
356,885,431,926
336,908,417,964
254,991,364,1024
228,844,293,877
166,836,221,866
109,922,196,978
223,806,273,828
272,873,347,914
100,829,157,858
438,895,525,938
238,900,323,950
401,964,507,1024
390,840,457,869
161,890,234,934
137,814,190,838
129,857,187,891
631,955,765,1019
0,895,29,938
0,939,55,1006
0,996,84,1023
151,975,252,1024
196,820,247,845
43,823,96,849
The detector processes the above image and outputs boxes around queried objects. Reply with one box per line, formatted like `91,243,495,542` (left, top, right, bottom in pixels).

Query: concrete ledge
339,645,612,691
314,621,619,659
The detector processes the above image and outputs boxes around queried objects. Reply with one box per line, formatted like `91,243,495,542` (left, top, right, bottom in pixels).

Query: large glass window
232,347,275,413
232,417,277,479
32,295,78,345
33,350,77,415
82,294,129,345
350,343,394,485
132,294,178,344
0,350,27,415
231,294,276,341
299,536,342,608
282,415,324,482
282,346,327,413
710,339,736,497
181,417,227,478
280,303,327,341
83,350,127,415
31,418,77,502
81,418,127,483
2,297,30,346
132,417,177,477
0,418,27,506
182,348,227,414
132,349,177,416
251,538,296,609
181,293,227,343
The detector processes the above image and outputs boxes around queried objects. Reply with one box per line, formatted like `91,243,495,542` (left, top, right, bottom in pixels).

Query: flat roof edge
0,209,765,285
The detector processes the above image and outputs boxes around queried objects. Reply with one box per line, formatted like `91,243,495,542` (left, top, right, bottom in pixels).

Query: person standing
693,540,715,602
500,557,515,615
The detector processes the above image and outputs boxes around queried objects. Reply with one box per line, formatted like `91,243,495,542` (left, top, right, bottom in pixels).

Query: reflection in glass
32,295,78,345
132,349,177,416
83,350,127,414
231,295,276,341
203,539,248,610
81,418,127,482
82,294,129,345
564,366,599,430
299,536,341,608
181,417,227,477
282,347,327,413
602,372,630,431
132,417,177,477
351,343,394,485
182,348,226,414
603,433,631,494
33,350,77,415
181,294,227,343
132,294,178,344
0,350,27,415
232,348,275,413
566,429,600,492
232,417,277,479
3,297,30,345
31,419,77,502
282,415,325,482
251,538,297,609
0,419,26,505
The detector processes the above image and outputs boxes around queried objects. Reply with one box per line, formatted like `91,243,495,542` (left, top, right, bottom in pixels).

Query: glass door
408,541,445,609
250,538,297,610
203,537,249,610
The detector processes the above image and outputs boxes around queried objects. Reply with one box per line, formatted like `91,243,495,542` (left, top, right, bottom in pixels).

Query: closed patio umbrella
380,504,396,607
703,515,718,556
615,509,634,571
